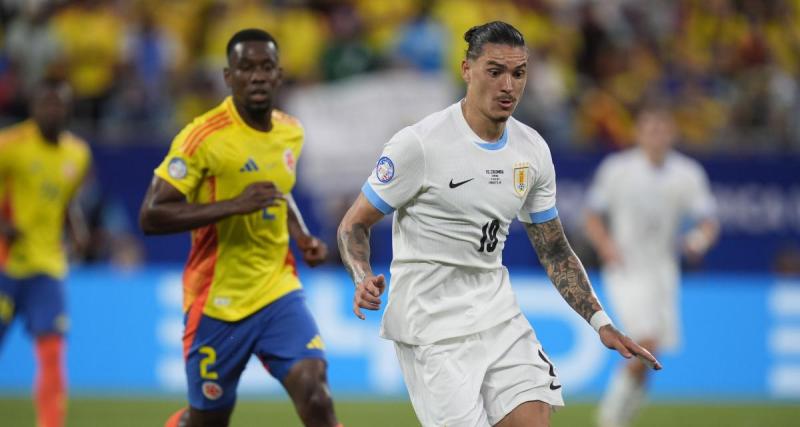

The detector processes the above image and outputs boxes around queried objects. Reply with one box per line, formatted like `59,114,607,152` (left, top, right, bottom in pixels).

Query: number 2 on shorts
199,346,219,380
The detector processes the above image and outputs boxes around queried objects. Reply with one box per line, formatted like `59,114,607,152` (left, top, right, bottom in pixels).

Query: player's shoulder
61,131,90,153
396,103,453,148
175,99,235,155
603,147,639,166
508,117,551,154
271,109,303,130
0,120,33,148
668,150,707,177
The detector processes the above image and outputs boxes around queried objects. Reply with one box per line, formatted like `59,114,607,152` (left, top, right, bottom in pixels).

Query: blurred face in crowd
31,82,72,141
636,109,677,157
224,40,282,112
462,43,528,123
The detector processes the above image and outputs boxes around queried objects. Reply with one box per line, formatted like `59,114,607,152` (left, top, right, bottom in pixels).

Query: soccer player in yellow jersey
140,29,340,427
0,79,91,427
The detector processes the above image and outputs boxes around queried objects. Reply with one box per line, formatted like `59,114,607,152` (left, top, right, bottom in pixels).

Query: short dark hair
226,28,279,60
464,21,525,60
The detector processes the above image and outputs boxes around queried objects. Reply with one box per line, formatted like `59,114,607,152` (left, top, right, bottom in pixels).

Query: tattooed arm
337,193,387,320
526,217,662,370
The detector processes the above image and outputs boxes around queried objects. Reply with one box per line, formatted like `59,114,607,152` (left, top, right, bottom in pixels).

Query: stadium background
0,0,799,425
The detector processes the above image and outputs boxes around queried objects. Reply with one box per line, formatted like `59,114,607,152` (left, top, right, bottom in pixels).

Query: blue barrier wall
92,145,800,271
1,267,798,400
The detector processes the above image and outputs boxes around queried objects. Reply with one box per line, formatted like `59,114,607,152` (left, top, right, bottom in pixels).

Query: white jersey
363,102,558,345
586,148,716,275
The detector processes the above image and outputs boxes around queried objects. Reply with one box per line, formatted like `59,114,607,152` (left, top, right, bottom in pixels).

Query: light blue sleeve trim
361,182,395,215
474,127,508,151
530,206,559,223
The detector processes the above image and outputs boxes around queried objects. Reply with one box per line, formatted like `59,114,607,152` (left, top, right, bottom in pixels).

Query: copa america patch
202,381,223,400
168,157,188,179
375,156,395,183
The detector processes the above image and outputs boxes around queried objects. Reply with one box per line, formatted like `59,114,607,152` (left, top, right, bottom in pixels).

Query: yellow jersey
154,97,304,322
0,121,91,279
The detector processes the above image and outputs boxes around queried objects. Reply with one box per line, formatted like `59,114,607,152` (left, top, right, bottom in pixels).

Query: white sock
597,366,646,427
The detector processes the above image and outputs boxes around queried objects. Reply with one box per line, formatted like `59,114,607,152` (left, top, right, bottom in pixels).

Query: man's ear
461,59,471,84
223,66,232,88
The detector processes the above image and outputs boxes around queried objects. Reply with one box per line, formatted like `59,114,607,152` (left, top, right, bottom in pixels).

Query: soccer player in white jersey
586,104,719,427
337,21,661,427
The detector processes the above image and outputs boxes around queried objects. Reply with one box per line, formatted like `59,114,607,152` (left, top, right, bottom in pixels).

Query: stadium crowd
1,0,800,152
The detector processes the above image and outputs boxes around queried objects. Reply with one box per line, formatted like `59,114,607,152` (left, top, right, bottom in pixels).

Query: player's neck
36,124,62,145
643,148,667,167
234,101,273,132
461,99,505,142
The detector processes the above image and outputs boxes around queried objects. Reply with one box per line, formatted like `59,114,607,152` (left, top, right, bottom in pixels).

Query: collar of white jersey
452,101,510,152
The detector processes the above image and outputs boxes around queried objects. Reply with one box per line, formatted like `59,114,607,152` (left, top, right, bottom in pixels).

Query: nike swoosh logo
449,178,474,188
549,382,562,391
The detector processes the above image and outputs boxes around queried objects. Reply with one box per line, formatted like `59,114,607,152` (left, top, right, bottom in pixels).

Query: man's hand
353,274,386,320
232,182,283,214
0,222,20,244
598,240,622,266
599,325,662,370
297,235,327,267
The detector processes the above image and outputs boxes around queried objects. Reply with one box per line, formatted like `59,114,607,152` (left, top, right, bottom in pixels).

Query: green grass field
0,398,797,426
0,398,800,427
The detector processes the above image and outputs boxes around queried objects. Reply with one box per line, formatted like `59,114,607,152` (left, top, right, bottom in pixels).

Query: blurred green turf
0,398,797,426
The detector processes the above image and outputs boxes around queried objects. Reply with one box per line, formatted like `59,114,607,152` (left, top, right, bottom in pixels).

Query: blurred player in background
0,79,91,427
585,104,719,427
139,29,339,427
338,21,660,427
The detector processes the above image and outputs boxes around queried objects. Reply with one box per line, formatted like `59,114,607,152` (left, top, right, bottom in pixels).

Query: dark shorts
0,272,67,342
183,290,326,410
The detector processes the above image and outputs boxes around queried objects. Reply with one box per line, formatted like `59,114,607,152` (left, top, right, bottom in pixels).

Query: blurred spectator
101,5,181,140
273,3,329,83
393,0,446,73
320,3,381,81
50,0,126,131
0,0,797,154
4,1,63,102
354,0,416,53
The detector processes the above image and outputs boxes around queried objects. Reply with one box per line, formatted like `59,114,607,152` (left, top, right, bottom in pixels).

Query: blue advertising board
1,267,797,401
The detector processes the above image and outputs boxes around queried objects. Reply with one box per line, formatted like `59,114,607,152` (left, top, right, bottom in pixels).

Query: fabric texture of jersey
394,313,564,426
154,97,304,321
0,121,91,279
184,290,325,410
0,272,67,339
586,147,716,350
363,101,558,344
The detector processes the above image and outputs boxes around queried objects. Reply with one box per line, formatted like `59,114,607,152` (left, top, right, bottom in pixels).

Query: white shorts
603,268,681,351
394,313,564,427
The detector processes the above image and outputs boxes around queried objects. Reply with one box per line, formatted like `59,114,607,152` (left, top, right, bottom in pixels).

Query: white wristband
590,311,613,333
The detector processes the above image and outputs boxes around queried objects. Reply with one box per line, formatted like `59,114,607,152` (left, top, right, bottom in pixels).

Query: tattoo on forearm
337,222,372,285
525,219,602,322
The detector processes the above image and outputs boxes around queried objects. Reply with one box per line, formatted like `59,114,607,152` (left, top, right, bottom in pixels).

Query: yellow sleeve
0,133,16,175
154,125,210,196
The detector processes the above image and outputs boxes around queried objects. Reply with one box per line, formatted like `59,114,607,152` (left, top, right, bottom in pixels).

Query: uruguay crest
513,162,530,197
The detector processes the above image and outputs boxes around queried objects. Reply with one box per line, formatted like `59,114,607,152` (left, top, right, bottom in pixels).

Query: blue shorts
0,272,67,342
184,290,326,410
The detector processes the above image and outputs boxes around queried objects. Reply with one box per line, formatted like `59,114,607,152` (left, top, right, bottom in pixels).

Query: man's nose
500,74,513,91
251,68,268,82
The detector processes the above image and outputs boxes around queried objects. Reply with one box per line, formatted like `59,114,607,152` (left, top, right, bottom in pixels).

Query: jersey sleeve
518,143,558,224
685,163,716,220
153,126,210,196
0,139,11,175
585,156,615,213
362,128,425,214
